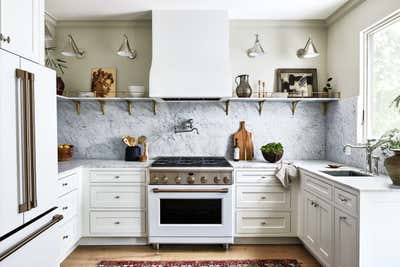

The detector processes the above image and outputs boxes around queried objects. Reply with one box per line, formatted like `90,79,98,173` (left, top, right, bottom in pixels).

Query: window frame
360,10,400,142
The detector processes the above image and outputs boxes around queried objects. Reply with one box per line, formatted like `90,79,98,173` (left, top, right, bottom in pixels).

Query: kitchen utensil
138,136,149,162
258,80,261,98
233,121,254,160
235,74,252,98
122,136,137,147
262,81,265,97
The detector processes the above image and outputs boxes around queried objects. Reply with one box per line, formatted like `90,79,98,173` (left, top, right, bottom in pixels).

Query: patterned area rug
96,259,301,267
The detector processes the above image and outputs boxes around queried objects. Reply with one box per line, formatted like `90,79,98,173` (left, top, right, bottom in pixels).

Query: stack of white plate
118,85,146,98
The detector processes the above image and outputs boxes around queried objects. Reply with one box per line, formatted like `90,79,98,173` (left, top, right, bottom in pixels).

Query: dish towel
275,161,298,188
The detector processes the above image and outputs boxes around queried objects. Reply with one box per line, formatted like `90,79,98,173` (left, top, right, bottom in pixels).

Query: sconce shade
61,34,85,58
297,37,319,59
247,34,264,58
117,34,137,60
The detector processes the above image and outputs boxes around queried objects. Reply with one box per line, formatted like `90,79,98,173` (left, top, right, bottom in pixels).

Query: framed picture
91,67,116,97
276,68,318,97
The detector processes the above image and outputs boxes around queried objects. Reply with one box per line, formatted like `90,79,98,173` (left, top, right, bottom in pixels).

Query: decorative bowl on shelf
58,145,74,161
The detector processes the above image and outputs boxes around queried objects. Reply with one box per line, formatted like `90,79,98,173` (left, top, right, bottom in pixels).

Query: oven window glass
160,199,222,224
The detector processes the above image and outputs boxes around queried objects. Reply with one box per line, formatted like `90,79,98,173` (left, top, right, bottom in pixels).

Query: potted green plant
381,129,400,185
260,142,284,163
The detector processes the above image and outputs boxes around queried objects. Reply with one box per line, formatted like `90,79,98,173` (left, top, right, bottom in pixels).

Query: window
362,12,400,140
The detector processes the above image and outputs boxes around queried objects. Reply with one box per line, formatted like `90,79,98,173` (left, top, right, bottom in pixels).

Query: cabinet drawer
236,186,290,209
90,211,145,236
57,190,78,222
304,173,332,201
59,218,78,258
58,173,79,197
334,188,358,216
236,170,278,184
236,211,291,235
90,186,145,209
89,170,145,183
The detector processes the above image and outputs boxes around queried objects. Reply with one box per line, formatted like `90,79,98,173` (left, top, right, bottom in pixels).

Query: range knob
162,176,169,184
187,176,195,184
223,176,231,184
200,176,208,184
175,176,182,184
151,176,159,184
214,176,221,184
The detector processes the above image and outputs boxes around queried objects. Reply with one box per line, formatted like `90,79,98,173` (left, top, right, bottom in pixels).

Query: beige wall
55,20,327,95
327,0,400,98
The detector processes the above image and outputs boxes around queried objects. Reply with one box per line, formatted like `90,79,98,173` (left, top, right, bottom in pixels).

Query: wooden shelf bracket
225,100,230,116
290,101,300,116
153,100,157,115
73,100,81,115
321,102,328,116
99,101,106,115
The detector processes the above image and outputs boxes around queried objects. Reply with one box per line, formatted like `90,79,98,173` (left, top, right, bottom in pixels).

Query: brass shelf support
258,101,264,115
153,100,157,115
290,101,300,116
99,101,106,115
225,100,230,116
73,100,81,115
127,101,133,115
321,102,328,116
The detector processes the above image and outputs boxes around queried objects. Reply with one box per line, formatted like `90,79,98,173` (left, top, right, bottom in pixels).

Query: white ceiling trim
326,0,366,25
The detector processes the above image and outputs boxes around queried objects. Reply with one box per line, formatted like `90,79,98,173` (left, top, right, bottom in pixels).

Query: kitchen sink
321,170,373,177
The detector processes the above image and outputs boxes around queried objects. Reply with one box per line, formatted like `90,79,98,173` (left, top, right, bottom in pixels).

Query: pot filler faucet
174,119,199,134
343,138,391,175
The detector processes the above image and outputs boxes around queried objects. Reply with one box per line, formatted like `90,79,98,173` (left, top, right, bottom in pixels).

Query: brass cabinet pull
0,214,63,261
152,188,229,193
0,33,10,43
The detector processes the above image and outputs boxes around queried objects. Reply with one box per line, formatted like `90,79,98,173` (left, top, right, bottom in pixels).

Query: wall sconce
247,34,264,58
117,34,137,60
297,37,319,59
61,34,85,58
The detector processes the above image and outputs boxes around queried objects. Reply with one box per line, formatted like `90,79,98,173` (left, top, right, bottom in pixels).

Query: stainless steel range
148,157,234,249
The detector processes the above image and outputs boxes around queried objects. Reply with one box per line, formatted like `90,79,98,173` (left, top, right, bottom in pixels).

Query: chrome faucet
343,138,390,174
174,119,199,134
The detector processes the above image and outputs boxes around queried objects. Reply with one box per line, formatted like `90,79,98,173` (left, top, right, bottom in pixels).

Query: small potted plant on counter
261,142,284,163
381,129,400,185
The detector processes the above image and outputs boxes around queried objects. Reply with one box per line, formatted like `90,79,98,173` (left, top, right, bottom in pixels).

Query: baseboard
234,237,301,244
79,237,148,245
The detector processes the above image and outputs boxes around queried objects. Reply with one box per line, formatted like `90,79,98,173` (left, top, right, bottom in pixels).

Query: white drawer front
57,190,78,222
58,173,79,197
90,211,145,236
59,219,78,258
236,170,278,184
334,188,358,216
236,186,290,209
236,211,291,235
89,170,146,184
304,173,332,201
90,186,145,209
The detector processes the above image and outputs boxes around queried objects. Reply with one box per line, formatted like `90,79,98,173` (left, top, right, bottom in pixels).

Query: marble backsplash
57,100,326,160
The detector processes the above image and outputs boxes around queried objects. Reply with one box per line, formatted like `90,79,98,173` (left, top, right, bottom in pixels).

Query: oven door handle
152,188,229,193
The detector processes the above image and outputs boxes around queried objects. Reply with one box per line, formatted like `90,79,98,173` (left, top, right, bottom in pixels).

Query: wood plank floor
61,245,321,267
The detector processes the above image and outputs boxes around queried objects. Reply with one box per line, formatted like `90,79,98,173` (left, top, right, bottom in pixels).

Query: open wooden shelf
57,95,339,116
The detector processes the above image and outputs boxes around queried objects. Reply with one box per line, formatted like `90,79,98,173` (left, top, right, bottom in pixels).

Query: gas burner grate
151,157,232,167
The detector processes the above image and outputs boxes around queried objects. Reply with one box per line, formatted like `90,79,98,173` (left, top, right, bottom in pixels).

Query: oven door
148,185,233,237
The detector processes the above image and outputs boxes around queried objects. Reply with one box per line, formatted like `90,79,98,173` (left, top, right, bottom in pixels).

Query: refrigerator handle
15,69,29,213
27,72,37,209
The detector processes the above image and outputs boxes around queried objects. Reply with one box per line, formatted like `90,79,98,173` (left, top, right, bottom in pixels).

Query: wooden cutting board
233,121,254,160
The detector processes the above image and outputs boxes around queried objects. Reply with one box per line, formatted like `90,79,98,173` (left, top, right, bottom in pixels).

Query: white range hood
149,10,231,101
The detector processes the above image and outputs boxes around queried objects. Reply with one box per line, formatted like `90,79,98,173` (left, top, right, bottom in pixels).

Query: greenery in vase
380,128,400,156
261,142,284,154
323,77,333,92
392,95,400,112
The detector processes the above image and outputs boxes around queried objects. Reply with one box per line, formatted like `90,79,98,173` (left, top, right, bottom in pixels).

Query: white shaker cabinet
0,0,44,63
334,208,357,267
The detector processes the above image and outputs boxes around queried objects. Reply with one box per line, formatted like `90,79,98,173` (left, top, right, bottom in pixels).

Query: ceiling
46,0,349,21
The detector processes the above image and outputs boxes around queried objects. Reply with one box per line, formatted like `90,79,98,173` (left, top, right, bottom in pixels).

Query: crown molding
231,19,327,28
326,0,366,26
56,20,151,29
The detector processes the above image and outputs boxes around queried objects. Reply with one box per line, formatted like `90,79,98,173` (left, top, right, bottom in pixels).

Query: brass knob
260,196,266,200
175,176,182,183
214,176,221,183
152,176,159,183
187,176,195,184
114,195,120,199
114,221,120,225
201,176,208,183
223,176,231,184
162,176,168,183
261,222,267,225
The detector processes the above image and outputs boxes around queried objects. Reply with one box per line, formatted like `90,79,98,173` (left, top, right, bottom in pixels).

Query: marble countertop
58,159,398,192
